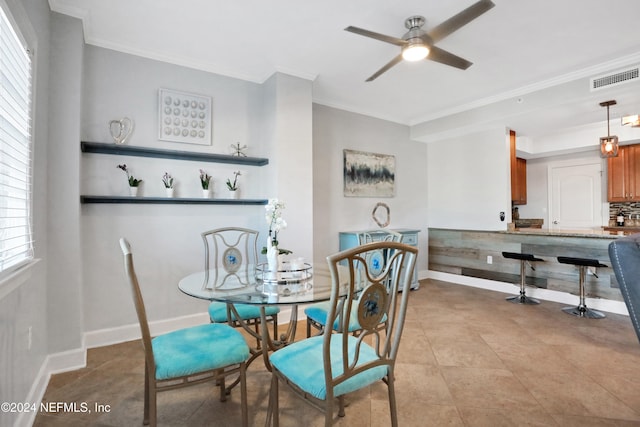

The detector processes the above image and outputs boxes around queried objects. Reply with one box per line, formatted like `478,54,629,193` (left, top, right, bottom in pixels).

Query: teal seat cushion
269,335,387,400
152,323,249,380
304,302,362,332
208,302,280,323
304,302,386,333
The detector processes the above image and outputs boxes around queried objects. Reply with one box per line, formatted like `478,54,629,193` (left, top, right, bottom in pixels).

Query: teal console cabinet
338,228,420,290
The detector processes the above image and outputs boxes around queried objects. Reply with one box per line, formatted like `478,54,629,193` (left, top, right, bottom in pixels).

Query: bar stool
557,256,607,319
502,252,543,304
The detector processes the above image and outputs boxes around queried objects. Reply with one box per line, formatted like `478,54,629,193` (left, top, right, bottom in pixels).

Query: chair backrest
608,233,640,343
201,227,259,289
357,230,403,289
119,238,156,373
324,241,417,394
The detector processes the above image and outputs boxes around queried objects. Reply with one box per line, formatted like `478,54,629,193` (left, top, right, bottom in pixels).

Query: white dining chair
202,227,280,340
266,240,418,426
119,238,249,427
304,230,403,337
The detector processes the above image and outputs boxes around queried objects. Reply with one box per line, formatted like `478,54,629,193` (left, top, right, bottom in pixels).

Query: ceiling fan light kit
600,100,619,158
402,43,429,62
402,16,430,61
345,0,495,81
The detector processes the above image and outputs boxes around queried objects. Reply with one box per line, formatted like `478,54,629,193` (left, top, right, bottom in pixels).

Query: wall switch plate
487,255,493,264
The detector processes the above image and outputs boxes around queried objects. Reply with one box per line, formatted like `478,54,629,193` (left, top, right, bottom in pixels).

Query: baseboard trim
83,312,211,349
15,346,86,427
427,270,629,315
21,304,301,426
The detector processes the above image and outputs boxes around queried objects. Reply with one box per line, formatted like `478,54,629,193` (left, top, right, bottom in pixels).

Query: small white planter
165,188,174,198
129,186,139,197
228,189,239,199
202,188,210,198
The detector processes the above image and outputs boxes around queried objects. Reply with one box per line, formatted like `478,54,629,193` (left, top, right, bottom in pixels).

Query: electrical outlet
487,255,493,264
28,326,32,350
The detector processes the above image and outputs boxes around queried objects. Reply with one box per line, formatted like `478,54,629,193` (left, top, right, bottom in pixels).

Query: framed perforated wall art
158,88,212,145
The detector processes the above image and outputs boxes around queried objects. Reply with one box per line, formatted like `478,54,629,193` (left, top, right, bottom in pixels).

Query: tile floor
34,279,640,426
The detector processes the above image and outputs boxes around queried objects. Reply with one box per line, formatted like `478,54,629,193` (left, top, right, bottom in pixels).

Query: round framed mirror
372,202,390,228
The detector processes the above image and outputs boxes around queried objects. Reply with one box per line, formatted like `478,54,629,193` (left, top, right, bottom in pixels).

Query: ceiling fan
345,0,495,81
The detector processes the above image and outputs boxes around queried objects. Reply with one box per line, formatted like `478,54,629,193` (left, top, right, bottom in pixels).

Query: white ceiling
49,0,640,142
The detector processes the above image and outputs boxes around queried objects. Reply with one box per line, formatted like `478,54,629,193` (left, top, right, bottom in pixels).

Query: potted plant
226,171,241,198
117,164,142,196
199,169,211,198
162,172,174,197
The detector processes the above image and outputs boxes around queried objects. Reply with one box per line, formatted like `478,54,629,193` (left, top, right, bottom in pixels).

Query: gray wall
80,46,275,332
427,127,512,230
47,11,84,354
312,104,429,273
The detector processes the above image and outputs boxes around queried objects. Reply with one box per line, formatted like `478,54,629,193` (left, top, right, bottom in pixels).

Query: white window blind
0,4,33,274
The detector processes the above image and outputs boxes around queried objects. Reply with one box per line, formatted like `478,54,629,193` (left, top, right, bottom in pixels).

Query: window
0,4,33,275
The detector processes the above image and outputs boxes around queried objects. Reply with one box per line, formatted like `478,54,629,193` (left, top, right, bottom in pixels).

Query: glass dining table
178,262,347,371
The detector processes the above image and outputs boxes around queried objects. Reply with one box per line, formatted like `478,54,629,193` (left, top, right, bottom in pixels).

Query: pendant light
599,100,618,158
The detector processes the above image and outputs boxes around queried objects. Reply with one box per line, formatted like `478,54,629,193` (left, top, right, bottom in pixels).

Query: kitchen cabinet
608,144,640,202
510,130,527,205
514,157,527,204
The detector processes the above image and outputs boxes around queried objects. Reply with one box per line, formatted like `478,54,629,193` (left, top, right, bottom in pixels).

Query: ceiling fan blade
366,54,404,82
427,0,495,43
345,26,407,47
427,46,472,70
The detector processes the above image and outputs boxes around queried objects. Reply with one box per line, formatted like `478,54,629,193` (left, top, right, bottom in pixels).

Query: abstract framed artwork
158,88,212,145
343,149,395,197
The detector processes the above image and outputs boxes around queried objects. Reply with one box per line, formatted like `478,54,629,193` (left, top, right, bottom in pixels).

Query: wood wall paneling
428,228,621,302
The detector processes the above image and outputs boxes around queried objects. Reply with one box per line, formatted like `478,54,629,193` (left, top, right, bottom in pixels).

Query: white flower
265,198,286,242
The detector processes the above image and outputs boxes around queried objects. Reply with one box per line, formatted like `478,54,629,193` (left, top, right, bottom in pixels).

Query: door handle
553,220,559,224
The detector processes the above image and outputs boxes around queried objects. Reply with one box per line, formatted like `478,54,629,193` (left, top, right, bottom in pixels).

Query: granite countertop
604,226,640,232
502,228,629,239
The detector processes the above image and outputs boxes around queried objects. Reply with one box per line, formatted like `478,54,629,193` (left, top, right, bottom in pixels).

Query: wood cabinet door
510,130,518,202
515,157,527,204
608,145,640,202
509,130,527,205
629,145,640,201
608,146,629,202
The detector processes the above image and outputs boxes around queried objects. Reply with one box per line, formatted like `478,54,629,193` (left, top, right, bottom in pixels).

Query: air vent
590,66,639,91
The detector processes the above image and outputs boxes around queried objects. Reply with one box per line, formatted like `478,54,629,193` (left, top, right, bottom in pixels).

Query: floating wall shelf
81,196,268,205
81,141,269,166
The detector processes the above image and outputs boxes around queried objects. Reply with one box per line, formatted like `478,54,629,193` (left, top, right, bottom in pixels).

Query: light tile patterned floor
34,279,640,426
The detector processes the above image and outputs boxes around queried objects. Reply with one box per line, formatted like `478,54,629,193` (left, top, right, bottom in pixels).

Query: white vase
202,188,210,198
228,189,238,199
129,186,138,197
165,187,174,198
266,243,279,278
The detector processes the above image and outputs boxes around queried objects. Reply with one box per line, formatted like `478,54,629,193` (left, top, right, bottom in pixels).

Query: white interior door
549,162,602,230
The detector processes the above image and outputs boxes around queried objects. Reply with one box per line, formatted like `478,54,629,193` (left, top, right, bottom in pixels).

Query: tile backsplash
609,202,640,227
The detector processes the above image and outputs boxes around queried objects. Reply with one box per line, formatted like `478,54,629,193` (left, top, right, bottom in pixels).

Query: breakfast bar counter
504,228,638,238
428,228,633,302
